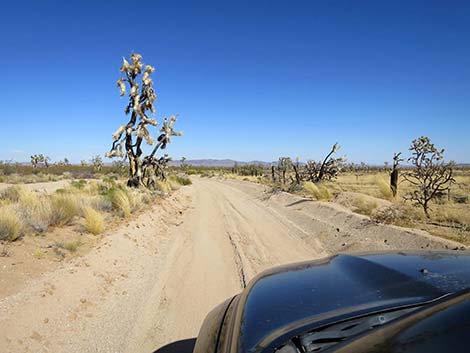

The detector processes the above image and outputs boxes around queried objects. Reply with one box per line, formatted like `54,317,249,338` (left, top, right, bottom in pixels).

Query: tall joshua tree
106,53,182,187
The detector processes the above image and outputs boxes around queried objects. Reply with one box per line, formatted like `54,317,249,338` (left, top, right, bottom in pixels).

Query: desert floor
0,177,464,353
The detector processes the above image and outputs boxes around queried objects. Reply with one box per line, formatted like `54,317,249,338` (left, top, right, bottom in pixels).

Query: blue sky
1,0,469,164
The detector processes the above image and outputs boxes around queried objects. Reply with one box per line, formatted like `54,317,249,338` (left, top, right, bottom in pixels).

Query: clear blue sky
1,0,469,164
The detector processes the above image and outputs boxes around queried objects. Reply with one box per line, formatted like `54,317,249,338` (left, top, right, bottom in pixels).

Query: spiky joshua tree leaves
106,53,182,188
403,136,455,218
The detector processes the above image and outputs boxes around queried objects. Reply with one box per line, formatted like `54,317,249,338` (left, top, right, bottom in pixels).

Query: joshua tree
276,157,292,186
30,154,40,168
180,156,187,171
91,155,103,172
390,152,403,198
403,136,455,218
44,156,50,168
292,156,302,185
106,53,182,187
304,143,346,182
30,154,50,168
80,160,88,167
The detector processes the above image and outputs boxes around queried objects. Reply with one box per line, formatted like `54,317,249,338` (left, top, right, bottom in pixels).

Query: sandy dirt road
0,178,459,353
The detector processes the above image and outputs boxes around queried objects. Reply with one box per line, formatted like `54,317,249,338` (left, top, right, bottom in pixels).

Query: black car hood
233,251,470,353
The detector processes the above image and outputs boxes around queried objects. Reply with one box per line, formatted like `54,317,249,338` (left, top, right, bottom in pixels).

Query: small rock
80,298,87,304
43,318,49,324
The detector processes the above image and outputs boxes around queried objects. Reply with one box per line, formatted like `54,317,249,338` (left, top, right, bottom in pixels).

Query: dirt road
0,178,459,353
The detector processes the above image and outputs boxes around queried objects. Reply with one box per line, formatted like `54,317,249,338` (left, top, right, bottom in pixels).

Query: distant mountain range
169,159,275,167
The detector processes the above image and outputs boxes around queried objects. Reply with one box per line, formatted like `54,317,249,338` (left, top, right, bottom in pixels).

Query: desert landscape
2,2,470,352
0,159,468,352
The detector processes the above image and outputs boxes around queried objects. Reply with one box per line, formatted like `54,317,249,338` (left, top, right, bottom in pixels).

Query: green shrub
71,179,87,190
172,175,192,185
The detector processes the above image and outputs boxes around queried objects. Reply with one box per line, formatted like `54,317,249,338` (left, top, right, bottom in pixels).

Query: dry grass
156,180,172,194
303,182,332,201
349,195,378,216
376,176,393,200
0,174,168,244
50,193,81,226
108,188,132,218
82,206,105,235
55,240,82,253
0,207,24,241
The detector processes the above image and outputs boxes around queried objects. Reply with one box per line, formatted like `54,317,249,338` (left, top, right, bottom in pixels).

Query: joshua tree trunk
390,169,398,197
390,152,402,198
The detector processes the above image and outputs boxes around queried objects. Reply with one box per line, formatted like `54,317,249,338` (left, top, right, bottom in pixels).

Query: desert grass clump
350,195,378,217
50,193,81,226
124,188,142,212
156,180,172,194
303,182,332,201
108,188,132,217
0,185,27,202
376,176,393,200
0,207,24,241
21,196,53,233
55,240,82,253
82,206,105,235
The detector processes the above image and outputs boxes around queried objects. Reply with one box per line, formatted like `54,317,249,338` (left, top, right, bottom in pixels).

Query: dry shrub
0,207,24,241
373,203,424,226
50,194,81,226
351,195,378,216
303,182,332,201
376,176,393,200
82,206,104,235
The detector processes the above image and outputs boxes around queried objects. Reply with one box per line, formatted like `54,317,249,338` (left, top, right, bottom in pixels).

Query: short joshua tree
403,136,455,218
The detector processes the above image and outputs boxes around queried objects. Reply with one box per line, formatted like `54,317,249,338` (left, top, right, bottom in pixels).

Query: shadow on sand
152,338,196,353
